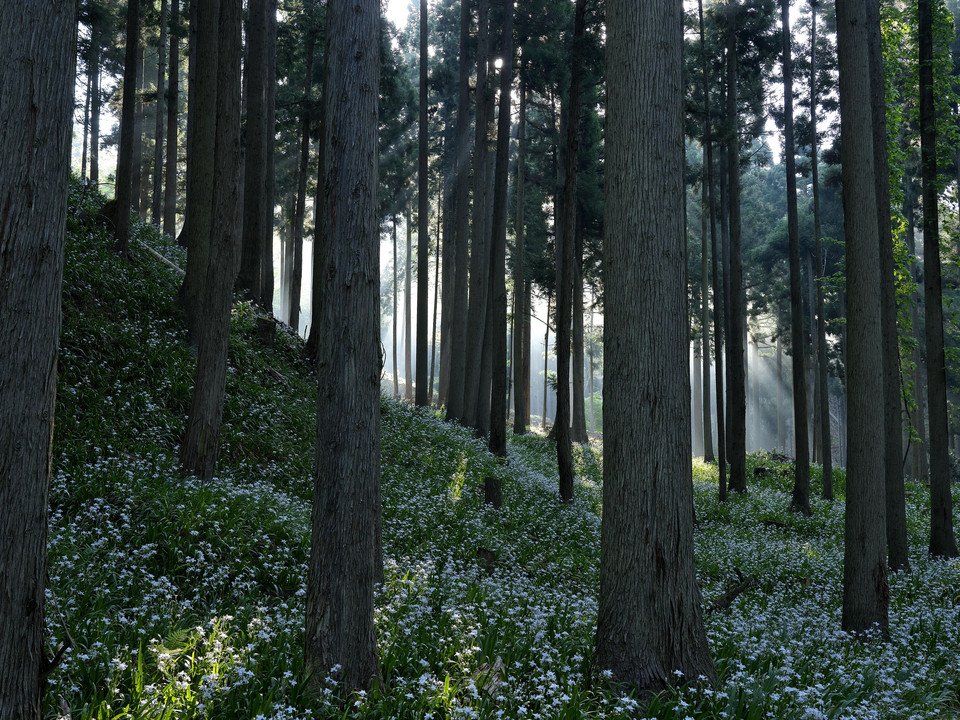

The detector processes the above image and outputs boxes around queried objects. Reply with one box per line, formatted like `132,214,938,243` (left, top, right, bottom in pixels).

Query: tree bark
444,0,473,423
416,0,431,406
289,24,316,333
115,0,142,255
512,76,530,434
163,0,180,238
781,0,811,515
179,0,243,482
0,3,74,716
919,0,960,559
90,19,102,185
595,0,716,691
304,0,382,691
835,0,890,634
152,0,168,226
488,0,514,457
405,215,414,401
571,209,589,442
393,218,399,398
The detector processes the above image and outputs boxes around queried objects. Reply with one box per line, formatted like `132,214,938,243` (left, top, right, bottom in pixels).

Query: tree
303,0,382,692
179,0,243,481
115,0,141,255
781,0,811,515
416,0,430,407
151,0,168,226
919,0,960,559
0,1,74,716
512,76,530,434
489,0,515,457
835,0,889,635
163,0,181,238
594,0,716,692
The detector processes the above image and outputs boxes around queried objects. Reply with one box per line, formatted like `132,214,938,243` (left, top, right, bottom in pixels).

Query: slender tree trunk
777,330,784,452
726,7,747,492
429,202,440,404
693,344,704,456
416,0,431,406
488,0,514,456
115,0,142,255
260,0,278,312
152,0,168,226
513,76,529,434
808,252,820,463
393,218,399,399
179,0,243,482
438,176,454,406
462,0,492,429
543,292,551,430
571,208,589,442
700,145,713,460
595,0,716,690
289,25,316,333
0,3,74,715
919,0,960,559
445,0,473,423
906,202,929,481
811,0,833,499
304,0,382,691
405,215,414,401
864,0,911,569
163,0,180,238
90,23,102,185
81,70,90,180
781,0,811,514
133,43,146,216
305,98,327,360
836,0,890,634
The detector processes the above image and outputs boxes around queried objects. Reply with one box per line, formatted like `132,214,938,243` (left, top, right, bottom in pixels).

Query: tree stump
483,476,502,509
256,317,275,348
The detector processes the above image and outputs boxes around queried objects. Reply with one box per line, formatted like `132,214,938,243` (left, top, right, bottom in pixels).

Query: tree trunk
405,215,414,401
289,25,316,334
693,344,704,456
512,76,529,435
595,0,716,691
543,291,551,430
393,218,399,399
571,208,589,442
81,69,90,180
304,0,382,691
429,200,441,404
919,0,960,559
462,0,492,430
782,0,811,515
90,21,102,185
488,0,514,457
438,174,454,406
179,0,243,482
0,3,74,715
163,0,180,238
416,0,431,407
260,0,278,312
115,0,141,255
152,0,168,226
905,202,928,481
444,0,473,423
134,43,147,216
864,0,911,569
699,109,713,460
835,0,890,634
810,0,833,499
725,5,747,493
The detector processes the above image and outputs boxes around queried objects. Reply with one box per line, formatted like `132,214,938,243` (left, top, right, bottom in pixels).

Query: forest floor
45,180,960,720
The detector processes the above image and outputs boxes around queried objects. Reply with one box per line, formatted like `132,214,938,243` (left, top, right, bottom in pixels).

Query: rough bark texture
463,0,492,430
725,9,747,493
488,0,514,458
416,0,430,406
115,0,142,254
152,0,168,226
163,0,180,238
781,0,811,515
444,0,473,423
512,78,530,434
863,0,910,570
0,3,74,718
238,0,268,304
594,0,716,692
304,0,382,692
810,3,832,497
835,0,890,635
179,0,242,482
919,0,959,559
179,0,219,340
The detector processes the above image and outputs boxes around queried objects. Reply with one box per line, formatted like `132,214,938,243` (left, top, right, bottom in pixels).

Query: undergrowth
44,180,960,720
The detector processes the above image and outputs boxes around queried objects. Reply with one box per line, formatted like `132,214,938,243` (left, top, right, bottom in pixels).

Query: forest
1,0,960,718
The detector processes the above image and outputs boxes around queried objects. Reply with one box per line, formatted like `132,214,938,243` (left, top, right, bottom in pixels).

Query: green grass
44,179,960,720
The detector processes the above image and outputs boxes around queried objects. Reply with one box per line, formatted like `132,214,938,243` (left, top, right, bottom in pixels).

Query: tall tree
0,3,74,717
261,0,278,312
115,0,141,255
405,216,414,401
556,0,587,502
152,0,168,226
304,0,382,691
163,0,181,238
594,0,716,692
444,0,473,423
781,0,811,515
919,0,960,559
725,3,747,493
179,0,243,482
489,0,515,457
809,0,833,500
512,76,530,434
415,0,430,406
835,0,889,635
